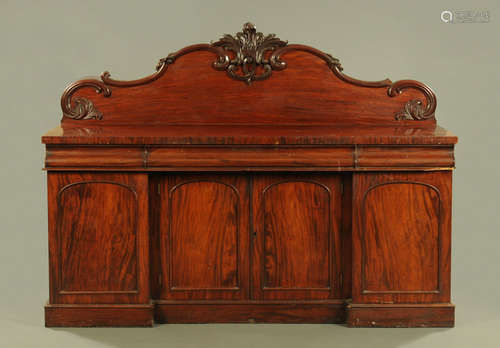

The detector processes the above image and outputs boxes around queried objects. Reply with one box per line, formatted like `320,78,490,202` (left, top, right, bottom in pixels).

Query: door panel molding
251,174,343,300
159,174,250,300
48,173,149,305
352,172,451,304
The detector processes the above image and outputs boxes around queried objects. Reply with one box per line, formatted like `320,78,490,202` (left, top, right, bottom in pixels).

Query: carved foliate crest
212,22,288,85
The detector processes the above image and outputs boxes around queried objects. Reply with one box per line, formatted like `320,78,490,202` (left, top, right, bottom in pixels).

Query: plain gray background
1,0,499,347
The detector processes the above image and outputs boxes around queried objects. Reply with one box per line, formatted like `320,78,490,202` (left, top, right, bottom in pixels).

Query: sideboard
42,23,457,327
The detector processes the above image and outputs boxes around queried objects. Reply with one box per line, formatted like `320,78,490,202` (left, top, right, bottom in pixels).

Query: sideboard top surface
42,22,457,147
42,125,457,145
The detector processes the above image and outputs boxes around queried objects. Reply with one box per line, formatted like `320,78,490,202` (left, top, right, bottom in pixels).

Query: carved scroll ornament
60,79,111,120
60,22,436,121
211,22,287,85
387,80,437,120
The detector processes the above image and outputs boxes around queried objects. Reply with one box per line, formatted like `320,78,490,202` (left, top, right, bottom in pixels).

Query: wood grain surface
42,23,457,326
58,181,138,292
45,303,154,327
154,301,345,323
251,174,342,300
47,173,149,304
44,144,455,172
362,182,439,293
352,171,452,304
61,51,434,128
158,174,249,300
42,125,458,145
346,303,454,327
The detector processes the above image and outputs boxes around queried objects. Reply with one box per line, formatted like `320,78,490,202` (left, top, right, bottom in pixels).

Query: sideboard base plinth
154,301,346,324
44,301,455,327
45,303,154,327
345,303,455,328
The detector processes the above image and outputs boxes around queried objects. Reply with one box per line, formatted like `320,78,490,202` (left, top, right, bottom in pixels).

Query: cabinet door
158,174,249,300
48,172,149,304
352,171,451,304
251,174,342,300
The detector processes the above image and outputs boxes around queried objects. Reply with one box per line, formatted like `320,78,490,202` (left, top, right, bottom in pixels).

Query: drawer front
45,145,454,171
147,146,354,169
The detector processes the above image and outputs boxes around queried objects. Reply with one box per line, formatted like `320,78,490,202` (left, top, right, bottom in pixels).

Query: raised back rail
60,22,437,129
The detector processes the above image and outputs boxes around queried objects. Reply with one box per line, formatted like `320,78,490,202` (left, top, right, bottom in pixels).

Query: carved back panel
61,23,437,128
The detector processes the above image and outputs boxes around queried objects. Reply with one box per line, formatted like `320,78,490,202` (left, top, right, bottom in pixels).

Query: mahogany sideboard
42,23,457,327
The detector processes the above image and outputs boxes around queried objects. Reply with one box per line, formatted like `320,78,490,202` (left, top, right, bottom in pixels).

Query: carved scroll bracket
388,80,437,120
61,79,111,120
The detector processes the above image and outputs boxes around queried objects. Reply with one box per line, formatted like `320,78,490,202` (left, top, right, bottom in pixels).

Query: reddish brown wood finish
61,50,434,128
158,174,250,300
148,146,353,169
357,146,454,168
59,182,137,292
154,301,345,323
149,176,162,300
42,23,457,327
42,125,457,146
363,184,439,293
45,303,154,327
341,174,353,300
346,303,454,328
251,174,343,300
351,171,452,304
44,145,454,172
47,173,150,305
45,146,145,168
